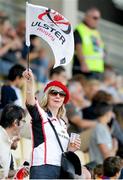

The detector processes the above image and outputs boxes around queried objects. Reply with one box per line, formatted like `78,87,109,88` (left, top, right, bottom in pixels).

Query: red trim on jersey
43,119,56,124
41,115,47,164
30,121,34,166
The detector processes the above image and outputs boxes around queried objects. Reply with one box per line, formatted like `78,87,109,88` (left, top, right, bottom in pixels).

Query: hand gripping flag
26,2,74,67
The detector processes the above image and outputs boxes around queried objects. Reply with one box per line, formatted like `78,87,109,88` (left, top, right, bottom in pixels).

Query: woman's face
48,87,66,109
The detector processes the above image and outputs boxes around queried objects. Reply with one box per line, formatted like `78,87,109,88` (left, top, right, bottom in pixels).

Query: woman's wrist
26,84,34,94
27,90,32,93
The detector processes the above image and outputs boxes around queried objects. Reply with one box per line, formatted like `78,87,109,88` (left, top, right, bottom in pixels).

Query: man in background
72,7,105,80
0,104,25,178
49,66,67,85
0,64,25,109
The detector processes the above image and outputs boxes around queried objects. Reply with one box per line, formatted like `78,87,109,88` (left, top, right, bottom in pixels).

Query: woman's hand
67,137,81,152
23,69,34,82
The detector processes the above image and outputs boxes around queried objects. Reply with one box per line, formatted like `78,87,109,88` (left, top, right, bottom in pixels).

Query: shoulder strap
48,118,64,153
61,118,67,125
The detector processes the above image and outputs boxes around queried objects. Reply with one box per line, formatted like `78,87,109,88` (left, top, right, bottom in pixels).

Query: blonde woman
23,69,81,179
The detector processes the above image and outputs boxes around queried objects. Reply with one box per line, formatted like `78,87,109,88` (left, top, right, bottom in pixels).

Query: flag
26,2,74,67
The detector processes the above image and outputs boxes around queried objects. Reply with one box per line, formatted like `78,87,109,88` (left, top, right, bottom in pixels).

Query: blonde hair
40,86,66,119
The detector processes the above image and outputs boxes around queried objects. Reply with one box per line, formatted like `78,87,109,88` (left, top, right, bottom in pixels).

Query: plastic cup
70,133,80,146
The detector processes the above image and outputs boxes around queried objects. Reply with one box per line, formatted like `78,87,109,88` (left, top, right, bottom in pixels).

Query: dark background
78,0,123,25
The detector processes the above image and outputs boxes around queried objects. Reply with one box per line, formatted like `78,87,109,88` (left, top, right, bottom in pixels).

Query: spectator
101,69,121,103
72,7,105,80
89,102,117,164
93,164,103,179
2,22,22,61
16,19,25,43
83,79,101,101
0,64,25,108
72,74,87,88
66,80,96,134
0,16,22,76
49,66,67,85
0,104,26,178
83,90,123,156
102,156,121,179
72,74,101,102
83,90,114,120
23,69,81,179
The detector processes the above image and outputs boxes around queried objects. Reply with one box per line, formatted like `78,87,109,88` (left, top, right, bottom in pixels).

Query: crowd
0,6,123,180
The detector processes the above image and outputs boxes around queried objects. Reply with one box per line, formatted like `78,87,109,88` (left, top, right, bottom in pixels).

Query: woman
23,69,81,179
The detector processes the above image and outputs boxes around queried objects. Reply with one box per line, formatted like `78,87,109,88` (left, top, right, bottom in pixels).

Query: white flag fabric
26,2,74,67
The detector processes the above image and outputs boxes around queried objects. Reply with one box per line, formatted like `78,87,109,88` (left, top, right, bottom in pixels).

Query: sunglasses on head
49,89,66,97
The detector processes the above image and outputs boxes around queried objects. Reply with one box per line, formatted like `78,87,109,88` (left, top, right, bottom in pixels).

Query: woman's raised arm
23,69,35,105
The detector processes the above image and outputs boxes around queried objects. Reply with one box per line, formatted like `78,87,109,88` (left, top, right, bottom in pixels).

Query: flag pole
26,0,31,71
27,46,30,71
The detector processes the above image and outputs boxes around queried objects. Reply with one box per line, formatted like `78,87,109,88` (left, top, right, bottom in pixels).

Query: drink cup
70,133,80,146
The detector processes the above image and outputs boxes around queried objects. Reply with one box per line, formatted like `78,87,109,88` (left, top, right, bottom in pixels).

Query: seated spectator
72,74,87,89
72,74,101,103
102,156,121,179
101,70,121,103
16,19,25,43
0,16,22,76
93,164,103,179
89,102,117,164
83,79,101,101
83,90,123,156
49,66,68,85
83,90,114,120
2,23,22,61
0,104,26,178
66,80,96,134
0,64,25,108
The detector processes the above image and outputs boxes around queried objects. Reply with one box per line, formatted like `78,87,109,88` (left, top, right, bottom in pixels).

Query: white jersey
26,101,69,167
